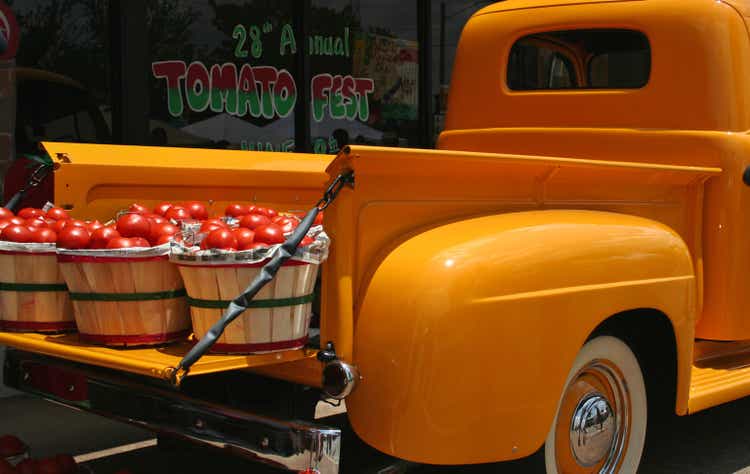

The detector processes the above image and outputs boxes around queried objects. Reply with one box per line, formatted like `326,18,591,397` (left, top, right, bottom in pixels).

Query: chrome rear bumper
3,350,340,473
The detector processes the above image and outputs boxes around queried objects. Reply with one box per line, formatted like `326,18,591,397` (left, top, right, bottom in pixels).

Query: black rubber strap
175,207,321,378
69,289,186,301
187,293,314,309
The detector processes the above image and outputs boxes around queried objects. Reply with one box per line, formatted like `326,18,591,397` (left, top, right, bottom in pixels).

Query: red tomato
46,207,69,220
53,454,77,474
233,228,256,250
147,215,167,226
204,229,238,250
50,220,67,233
15,459,37,474
257,207,278,218
25,217,47,228
89,227,121,249
149,222,178,244
130,237,151,247
35,457,61,474
0,435,26,457
0,208,13,220
87,220,104,232
254,224,285,245
238,214,271,230
204,218,228,228
128,203,149,214
106,237,136,249
272,216,298,233
1,225,33,242
225,203,250,217
8,217,24,226
165,206,191,222
183,201,208,220
57,227,90,249
0,459,15,474
65,219,87,228
116,214,151,238
17,208,44,219
0,220,12,231
300,236,315,246
153,202,173,216
295,211,324,226
156,234,176,246
31,228,58,243
199,219,228,234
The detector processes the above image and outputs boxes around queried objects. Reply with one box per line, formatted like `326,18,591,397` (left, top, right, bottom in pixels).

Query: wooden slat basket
171,233,329,354
57,245,190,346
0,242,74,333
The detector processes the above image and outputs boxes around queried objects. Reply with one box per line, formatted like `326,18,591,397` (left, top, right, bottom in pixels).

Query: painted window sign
152,22,375,124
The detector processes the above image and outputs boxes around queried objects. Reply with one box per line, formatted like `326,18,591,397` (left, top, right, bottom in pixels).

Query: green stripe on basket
0,282,69,292
187,293,315,309
69,289,187,302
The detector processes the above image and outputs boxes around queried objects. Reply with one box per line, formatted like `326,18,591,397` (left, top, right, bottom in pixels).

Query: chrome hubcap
570,393,616,466
554,359,630,473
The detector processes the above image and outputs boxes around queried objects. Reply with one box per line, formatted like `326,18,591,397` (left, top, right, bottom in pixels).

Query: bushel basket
171,231,329,354
0,242,74,333
57,244,190,346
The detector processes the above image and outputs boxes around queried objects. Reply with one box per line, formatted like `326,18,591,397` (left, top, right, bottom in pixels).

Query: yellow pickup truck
4,0,750,472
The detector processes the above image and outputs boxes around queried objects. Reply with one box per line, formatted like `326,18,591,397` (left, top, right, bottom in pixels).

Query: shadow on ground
7,394,750,473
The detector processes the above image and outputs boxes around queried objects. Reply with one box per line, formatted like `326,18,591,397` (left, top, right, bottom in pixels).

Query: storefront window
432,1,494,140
9,0,111,153
310,0,419,153
148,0,296,151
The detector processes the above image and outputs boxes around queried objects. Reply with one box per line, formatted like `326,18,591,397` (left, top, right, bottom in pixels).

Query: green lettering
280,24,296,55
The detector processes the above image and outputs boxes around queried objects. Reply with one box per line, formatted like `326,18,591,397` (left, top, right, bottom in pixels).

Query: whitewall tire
544,335,647,474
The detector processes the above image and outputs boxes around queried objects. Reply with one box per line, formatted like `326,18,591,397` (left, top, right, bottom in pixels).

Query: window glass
311,0,419,153
148,0,296,150
432,1,496,141
17,80,101,147
10,0,111,151
507,29,650,91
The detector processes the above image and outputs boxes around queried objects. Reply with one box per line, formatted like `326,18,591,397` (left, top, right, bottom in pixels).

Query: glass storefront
149,0,297,150
311,0,420,152
9,0,111,154
3,0,494,167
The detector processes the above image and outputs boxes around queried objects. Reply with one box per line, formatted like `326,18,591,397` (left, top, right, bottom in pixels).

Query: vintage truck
4,0,750,472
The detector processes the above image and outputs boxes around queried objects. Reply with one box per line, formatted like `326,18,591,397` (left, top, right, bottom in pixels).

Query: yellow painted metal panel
43,142,332,222
0,332,316,384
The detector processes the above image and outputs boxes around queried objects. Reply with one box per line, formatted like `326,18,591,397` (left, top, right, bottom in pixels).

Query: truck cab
3,1,750,473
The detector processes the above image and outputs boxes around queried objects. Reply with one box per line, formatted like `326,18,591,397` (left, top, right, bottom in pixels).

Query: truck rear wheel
544,336,647,474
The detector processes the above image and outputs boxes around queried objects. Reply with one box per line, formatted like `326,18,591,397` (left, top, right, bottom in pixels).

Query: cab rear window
507,29,651,90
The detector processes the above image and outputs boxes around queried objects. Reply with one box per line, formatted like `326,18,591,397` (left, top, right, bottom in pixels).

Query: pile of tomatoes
0,435,78,474
0,201,322,252
0,206,179,250
0,206,82,246
198,202,320,251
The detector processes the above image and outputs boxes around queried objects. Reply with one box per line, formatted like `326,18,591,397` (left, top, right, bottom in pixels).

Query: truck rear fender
346,209,695,465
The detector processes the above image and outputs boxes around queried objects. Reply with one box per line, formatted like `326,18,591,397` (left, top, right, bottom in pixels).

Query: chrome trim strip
4,351,340,473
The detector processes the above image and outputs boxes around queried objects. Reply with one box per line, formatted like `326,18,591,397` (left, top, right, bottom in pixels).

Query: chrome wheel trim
570,392,616,467
553,358,632,474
